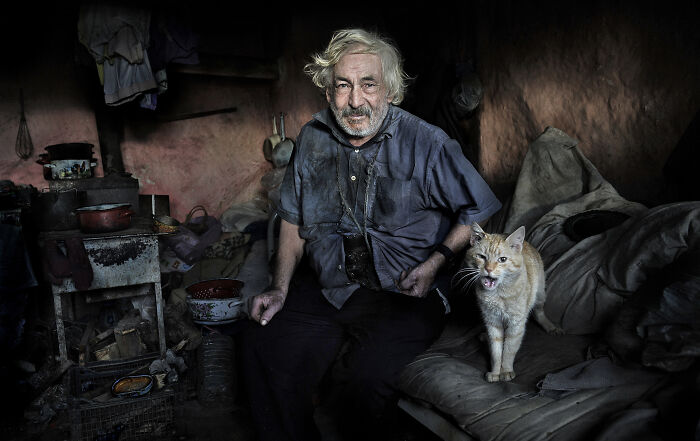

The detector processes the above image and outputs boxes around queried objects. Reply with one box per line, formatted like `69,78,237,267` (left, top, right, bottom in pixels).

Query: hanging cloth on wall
77,3,157,107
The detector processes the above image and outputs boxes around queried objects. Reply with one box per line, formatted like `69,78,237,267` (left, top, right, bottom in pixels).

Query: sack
164,205,222,265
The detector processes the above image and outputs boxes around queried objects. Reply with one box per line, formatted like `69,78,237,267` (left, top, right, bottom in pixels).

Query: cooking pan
44,158,97,180
272,112,294,168
32,188,86,231
74,203,135,233
262,114,281,161
36,154,52,180
44,143,94,160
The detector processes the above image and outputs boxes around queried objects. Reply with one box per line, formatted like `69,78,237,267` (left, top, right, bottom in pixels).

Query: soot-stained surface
89,241,148,266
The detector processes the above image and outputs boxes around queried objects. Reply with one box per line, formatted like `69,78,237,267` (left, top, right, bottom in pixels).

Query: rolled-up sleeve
277,132,304,226
427,139,502,225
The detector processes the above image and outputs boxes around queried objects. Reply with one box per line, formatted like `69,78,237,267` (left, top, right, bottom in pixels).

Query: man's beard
330,99,389,139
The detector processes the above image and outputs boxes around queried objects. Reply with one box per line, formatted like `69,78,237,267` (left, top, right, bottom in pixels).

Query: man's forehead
333,52,382,79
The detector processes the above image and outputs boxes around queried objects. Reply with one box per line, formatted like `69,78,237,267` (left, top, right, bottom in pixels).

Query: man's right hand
249,288,286,326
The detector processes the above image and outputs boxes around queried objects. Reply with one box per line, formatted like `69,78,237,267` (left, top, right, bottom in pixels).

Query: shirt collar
313,104,400,148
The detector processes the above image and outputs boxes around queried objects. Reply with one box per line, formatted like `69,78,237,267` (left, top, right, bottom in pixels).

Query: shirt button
350,175,356,181
354,149,359,153
338,264,342,270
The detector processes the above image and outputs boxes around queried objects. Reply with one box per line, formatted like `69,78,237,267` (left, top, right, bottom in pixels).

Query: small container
111,374,154,398
153,215,180,233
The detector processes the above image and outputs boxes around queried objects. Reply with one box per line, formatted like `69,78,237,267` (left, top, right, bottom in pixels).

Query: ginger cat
458,222,563,382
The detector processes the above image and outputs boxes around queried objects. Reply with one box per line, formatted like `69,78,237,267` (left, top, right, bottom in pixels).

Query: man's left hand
397,260,438,298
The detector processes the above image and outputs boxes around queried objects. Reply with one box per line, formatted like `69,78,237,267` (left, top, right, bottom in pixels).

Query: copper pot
74,203,135,233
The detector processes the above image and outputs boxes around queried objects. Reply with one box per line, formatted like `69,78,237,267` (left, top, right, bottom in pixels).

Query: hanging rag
77,3,157,106
42,238,93,290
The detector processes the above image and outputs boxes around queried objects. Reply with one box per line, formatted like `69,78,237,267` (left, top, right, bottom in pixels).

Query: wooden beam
171,54,279,80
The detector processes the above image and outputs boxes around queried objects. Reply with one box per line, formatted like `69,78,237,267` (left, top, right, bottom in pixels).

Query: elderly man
239,28,501,441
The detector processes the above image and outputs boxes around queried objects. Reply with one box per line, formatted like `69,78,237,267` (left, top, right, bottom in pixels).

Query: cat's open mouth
481,276,498,289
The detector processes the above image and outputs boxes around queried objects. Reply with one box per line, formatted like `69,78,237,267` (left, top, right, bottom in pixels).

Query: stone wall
2,3,698,221
475,1,700,205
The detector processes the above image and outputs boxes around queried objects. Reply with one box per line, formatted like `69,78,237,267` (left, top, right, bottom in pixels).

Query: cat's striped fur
458,222,563,382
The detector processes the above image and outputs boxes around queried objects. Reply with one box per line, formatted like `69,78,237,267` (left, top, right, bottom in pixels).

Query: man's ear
470,222,485,246
326,88,332,104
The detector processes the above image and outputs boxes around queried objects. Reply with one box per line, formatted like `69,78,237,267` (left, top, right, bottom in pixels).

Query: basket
65,354,176,441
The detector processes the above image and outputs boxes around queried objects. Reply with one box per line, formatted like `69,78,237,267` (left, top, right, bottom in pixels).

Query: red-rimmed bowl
185,279,245,324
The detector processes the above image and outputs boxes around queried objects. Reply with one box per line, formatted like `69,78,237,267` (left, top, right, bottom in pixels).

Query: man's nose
348,85,363,108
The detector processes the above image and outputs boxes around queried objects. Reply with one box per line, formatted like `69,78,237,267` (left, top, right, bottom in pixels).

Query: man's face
326,51,392,145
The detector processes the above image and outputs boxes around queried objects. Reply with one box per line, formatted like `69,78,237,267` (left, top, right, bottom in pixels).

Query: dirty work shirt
277,105,502,309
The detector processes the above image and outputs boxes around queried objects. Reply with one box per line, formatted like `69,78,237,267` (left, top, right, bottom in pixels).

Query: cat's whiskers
451,268,477,286
452,269,480,292
463,273,480,293
454,266,479,276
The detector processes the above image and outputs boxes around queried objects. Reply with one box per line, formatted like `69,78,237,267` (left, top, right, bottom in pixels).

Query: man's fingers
260,304,280,326
249,290,286,326
250,297,271,324
398,270,413,290
259,296,283,326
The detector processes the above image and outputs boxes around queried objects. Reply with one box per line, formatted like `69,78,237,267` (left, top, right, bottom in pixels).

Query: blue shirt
277,105,502,308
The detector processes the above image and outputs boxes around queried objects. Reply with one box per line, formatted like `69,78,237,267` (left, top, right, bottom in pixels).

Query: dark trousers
237,271,447,441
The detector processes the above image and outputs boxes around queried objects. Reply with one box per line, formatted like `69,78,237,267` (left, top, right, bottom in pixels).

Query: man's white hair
304,28,410,105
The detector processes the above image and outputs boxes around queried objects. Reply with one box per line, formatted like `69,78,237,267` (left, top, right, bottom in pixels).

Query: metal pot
44,143,94,160
36,154,52,180
74,203,135,233
32,189,87,231
44,158,97,180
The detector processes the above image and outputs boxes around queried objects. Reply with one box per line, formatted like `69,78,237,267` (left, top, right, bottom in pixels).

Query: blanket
502,127,700,335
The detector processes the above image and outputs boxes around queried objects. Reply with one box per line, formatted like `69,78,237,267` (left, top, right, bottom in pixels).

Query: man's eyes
335,83,377,90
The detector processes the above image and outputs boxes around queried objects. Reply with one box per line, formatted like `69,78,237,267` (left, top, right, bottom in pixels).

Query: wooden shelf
171,54,279,80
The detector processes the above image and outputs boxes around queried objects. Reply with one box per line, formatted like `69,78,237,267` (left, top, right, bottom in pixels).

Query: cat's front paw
499,371,515,381
485,371,501,382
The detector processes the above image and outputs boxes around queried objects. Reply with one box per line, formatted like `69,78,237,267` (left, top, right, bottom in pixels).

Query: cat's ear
506,226,525,252
470,222,485,246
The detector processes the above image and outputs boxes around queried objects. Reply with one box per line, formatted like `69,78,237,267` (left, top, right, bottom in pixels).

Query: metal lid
75,203,131,212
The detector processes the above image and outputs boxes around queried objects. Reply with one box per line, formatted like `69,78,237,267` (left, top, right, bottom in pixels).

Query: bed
396,127,700,441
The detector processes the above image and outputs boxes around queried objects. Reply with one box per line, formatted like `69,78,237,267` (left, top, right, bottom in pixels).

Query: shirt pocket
370,176,413,230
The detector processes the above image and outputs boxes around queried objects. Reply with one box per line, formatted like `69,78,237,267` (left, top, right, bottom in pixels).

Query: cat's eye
477,254,486,260
498,257,507,262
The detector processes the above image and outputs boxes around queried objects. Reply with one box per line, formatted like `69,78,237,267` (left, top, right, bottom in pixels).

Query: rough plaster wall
123,11,331,222
476,1,700,204
0,44,103,190
121,77,273,221
270,14,338,150
4,4,699,223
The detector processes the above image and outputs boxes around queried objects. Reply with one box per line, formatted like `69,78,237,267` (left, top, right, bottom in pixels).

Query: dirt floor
2,363,442,441
4,398,441,441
